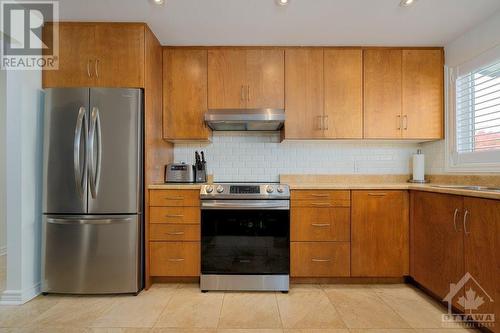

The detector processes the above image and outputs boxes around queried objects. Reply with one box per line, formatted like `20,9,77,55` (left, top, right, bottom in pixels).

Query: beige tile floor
0,283,481,333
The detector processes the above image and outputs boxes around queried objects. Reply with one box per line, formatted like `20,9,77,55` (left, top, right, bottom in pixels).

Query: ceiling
58,0,500,46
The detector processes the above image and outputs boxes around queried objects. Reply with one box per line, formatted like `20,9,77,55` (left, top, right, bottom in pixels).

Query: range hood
204,109,285,131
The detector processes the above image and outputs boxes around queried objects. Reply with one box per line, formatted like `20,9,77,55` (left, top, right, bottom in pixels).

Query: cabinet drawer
150,242,200,277
291,242,350,277
150,224,200,241
291,190,351,207
149,207,200,224
149,190,200,207
291,207,350,241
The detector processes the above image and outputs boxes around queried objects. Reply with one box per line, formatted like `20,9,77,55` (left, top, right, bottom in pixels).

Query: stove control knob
205,185,214,193
266,185,274,193
216,185,224,193
277,186,284,193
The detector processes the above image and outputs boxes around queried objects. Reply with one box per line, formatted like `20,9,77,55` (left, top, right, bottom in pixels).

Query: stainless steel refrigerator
42,88,143,294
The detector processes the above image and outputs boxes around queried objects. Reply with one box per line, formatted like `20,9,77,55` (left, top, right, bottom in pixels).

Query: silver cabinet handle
311,223,330,227
310,203,331,207
368,193,387,197
397,115,401,130
165,214,184,218
166,231,185,235
240,85,245,102
317,116,323,130
324,115,329,130
403,115,408,130
95,59,99,79
89,107,102,199
453,208,459,232
463,209,470,235
164,196,184,200
74,107,86,199
167,258,185,262
247,85,250,101
87,60,93,78
312,258,331,262
310,194,329,198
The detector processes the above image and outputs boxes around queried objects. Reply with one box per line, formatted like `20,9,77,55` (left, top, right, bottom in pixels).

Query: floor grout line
216,291,226,329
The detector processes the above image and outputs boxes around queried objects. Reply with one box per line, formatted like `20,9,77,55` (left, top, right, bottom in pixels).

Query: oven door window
201,209,290,275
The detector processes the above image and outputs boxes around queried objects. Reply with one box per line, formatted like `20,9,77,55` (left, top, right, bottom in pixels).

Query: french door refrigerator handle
74,106,86,200
89,107,102,199
47,217,132,225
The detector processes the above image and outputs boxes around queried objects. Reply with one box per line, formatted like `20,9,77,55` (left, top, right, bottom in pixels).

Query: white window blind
455,58,500,154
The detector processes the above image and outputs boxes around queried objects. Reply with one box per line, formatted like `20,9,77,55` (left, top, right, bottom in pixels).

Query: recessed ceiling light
275,0,290,6
400,0,417,6
150,0,165,5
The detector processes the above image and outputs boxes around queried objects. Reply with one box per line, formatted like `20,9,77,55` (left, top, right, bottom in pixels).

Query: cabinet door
351,191,409,277
94,24,145,88
42,23,96,88
402,50,444,139
463,197,499,320
411,191,464,303
291,207,350,241
163,49,210,141
246,49,285,109
324,49,363,139
291,242,350,277
208,49,247,109
364,49,402,139
284,48,324,139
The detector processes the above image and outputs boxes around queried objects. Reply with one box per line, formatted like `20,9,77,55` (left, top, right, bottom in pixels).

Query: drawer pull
310,194,329,198
164,196,184,200
166,231,185,235
165,214,184,218
167,258,185,262
311,258,332,262
368,193,387,197
310,203,331,207
311,223,331,227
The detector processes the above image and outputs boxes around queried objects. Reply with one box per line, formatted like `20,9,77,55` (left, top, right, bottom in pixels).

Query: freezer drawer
42,214,141,294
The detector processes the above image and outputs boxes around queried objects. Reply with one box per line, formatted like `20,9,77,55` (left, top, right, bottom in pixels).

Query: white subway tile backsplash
174,132,421,182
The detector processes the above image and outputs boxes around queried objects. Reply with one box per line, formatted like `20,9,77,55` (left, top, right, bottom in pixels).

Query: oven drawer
150,242,200,276
150,207,200,224
149,190,200,207
150,224,200,241
291,242,350,277
291,190,350,207
291,207,350,241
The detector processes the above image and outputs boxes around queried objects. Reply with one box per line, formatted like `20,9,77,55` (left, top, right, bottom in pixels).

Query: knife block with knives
194,151,207,183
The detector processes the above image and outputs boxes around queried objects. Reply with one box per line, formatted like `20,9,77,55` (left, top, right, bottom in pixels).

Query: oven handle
201,200,290,210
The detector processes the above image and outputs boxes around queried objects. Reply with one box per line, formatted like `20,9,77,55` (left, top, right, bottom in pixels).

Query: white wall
421,10,500,174
0,69,6,256
174,133,420,182
0,69,43,304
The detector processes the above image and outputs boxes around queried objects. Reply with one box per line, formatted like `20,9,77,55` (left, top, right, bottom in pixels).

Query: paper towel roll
412,152,425,182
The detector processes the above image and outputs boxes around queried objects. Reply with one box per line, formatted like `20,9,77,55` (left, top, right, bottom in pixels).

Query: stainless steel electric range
200,183,290,292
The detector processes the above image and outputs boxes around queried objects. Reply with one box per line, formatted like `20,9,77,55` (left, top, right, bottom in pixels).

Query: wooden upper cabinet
411,191,465,305
402,49,444,139
324,49,363,139
208,49,247,109
364,49,403,139
284,48,324,139
42,23,145,88
42,23,96,88
163,49,210,141
246,49,284,109
351,190,409,277
208,49,284,109
94,24,145,88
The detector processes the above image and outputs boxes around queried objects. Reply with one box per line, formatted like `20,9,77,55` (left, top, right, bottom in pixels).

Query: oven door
201,200,290,275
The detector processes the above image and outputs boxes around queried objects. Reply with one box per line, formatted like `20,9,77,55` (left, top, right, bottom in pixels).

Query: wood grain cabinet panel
291,242,350,277
284,48,324,139
149,190,200,207
411,191,465,304
324,49,363,139
150,224,200,241
363,49,403,139
42,23,96,88
150,242,200,276
463,197,499,320
402,49,444,139
149,207,200,224
291,190,351,207
351,190,409,277
163,48,210,141
291,207,350,241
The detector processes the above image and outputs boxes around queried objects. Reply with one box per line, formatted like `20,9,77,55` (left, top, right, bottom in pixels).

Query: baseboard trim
0,246,6,256
0,282,41,305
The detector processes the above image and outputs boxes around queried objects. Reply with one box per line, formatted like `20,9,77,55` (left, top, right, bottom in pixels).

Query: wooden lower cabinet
149,206,200,224
150,224,200,241
351,190,409,277
150,242,200,277
291,242,350,277
149,189,200,207
291,207,350,242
